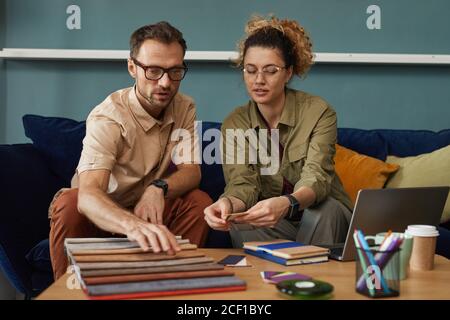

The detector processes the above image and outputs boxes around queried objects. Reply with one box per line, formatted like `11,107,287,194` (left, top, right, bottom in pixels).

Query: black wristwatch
150,179,168,196
282,194,303,221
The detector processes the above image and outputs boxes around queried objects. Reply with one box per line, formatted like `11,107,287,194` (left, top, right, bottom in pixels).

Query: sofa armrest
0,144,64,295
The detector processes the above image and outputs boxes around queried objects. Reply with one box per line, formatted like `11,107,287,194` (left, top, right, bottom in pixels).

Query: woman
204,15,353,247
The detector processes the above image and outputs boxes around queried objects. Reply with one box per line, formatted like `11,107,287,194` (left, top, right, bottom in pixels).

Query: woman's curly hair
236,15,314,77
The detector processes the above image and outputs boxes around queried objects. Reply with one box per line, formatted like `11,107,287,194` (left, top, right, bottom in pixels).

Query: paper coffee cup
406,225,439,271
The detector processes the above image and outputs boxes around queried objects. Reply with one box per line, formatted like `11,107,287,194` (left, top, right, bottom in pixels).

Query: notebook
245,249,328,266
243,240,330,259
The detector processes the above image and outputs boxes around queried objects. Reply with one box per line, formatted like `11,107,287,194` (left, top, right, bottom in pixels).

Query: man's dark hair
129,21,187,58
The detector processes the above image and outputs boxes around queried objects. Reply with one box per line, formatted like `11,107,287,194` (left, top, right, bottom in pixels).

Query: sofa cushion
22,115,227,201
198,121,225,201
23,115,86,185
0,143,63,296
337,128,387,160
386,145,450,223
26,239,54,294
436,226,450,259
30,270,54,295
25,239,52,273
337,128,450,160
334,144,400,205
377,129,450,158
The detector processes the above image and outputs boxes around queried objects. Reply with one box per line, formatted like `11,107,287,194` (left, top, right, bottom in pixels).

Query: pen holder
355,246,400,298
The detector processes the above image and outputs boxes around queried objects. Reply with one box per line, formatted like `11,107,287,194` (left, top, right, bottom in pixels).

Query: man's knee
50,188,86,229
183,189,213,216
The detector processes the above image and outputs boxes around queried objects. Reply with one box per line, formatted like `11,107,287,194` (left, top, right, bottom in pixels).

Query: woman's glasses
243,64,286,78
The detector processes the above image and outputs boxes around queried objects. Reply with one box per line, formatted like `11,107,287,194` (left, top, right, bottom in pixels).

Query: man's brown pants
49,188,212,280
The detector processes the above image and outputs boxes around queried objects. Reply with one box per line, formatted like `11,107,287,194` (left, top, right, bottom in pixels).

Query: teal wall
0,0,5,143
5,0,450,53
1,0,450,143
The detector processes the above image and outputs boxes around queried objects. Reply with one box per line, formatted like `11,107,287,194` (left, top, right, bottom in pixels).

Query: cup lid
405,225,439,237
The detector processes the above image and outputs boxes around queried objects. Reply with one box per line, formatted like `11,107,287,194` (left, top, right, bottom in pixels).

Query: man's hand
233,196,290,227
123,216,180,254
134,185,165,224
203,198,233,231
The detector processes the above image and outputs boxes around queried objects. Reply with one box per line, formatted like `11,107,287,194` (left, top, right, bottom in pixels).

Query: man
49,21,212,280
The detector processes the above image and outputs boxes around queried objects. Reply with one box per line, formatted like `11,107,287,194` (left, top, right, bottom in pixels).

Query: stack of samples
64,237,246,299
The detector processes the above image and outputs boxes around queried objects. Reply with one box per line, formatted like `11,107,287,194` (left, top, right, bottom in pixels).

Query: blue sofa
1,114,449,298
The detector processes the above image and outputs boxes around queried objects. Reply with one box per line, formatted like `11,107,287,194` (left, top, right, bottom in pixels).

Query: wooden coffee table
37,248,450,300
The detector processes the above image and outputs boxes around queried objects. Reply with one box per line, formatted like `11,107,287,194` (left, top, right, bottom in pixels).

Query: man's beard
136,82,175,110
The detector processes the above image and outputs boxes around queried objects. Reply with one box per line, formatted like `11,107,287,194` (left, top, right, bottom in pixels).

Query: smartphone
217,255,246,265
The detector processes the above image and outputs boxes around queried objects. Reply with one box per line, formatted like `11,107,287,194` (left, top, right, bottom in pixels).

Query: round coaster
276,279,334,298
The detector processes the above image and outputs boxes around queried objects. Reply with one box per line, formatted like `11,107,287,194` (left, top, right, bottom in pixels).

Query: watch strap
150,179,168,196
282,194,302,221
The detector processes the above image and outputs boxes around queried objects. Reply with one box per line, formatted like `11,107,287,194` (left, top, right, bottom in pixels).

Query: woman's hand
203,198,233,231
233,196,291,227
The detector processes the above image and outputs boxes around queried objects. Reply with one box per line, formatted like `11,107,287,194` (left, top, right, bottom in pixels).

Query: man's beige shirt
221,88,353,211
72,87,198,208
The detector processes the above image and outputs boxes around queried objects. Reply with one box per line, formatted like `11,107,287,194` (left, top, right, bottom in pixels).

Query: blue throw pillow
337,128,450,160
377,129,450,157
337,128,388,160
23,115,86,184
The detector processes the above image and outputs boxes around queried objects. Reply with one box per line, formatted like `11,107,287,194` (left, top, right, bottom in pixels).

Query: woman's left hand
233,196,291,227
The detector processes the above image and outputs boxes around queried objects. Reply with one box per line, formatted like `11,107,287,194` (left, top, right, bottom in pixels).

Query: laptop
329,186,449,261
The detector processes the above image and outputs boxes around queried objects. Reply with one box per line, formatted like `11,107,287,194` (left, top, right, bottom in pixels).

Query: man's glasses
132,57,188,81
243,64,286,78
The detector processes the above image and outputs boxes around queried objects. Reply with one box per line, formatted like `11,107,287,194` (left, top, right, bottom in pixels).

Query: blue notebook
244,249,328,266
243,240,330,259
